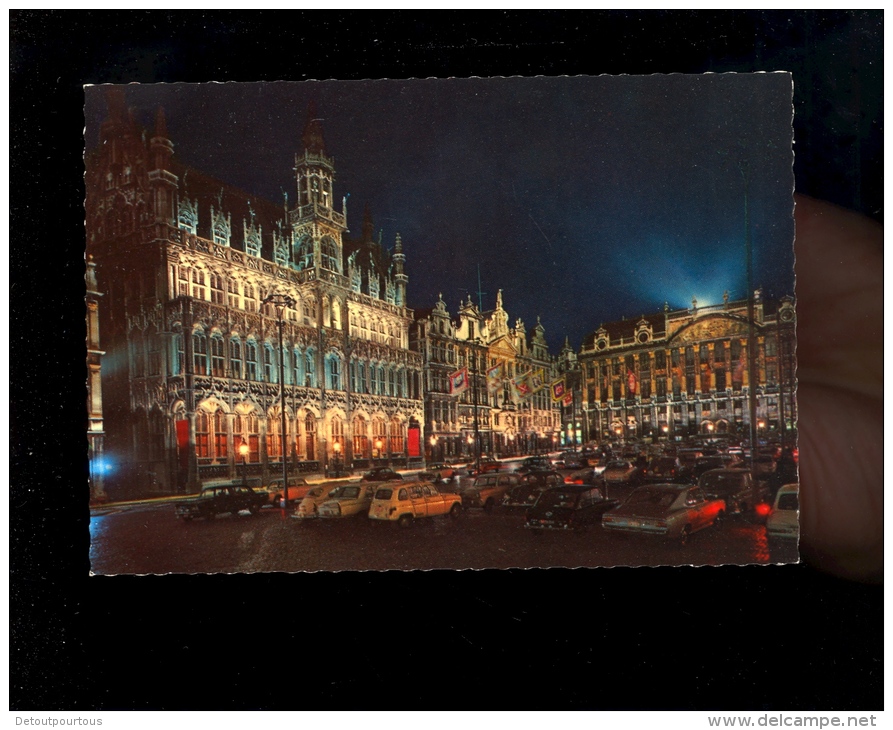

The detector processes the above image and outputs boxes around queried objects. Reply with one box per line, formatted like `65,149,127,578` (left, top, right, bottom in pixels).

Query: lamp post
262,293,296,509
430,434,438,463
239,441,249,487
375,438,383,462
333,440,342,477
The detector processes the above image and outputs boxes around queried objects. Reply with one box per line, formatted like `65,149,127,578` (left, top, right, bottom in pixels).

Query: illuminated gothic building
85,91,424,498
578,293,797,443
411,290,561,461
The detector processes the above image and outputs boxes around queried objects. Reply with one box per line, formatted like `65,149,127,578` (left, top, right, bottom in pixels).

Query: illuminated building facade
411,290,561,461
85,91,423,497
579,293,797,443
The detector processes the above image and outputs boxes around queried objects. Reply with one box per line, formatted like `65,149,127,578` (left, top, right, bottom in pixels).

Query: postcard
85,76,797,574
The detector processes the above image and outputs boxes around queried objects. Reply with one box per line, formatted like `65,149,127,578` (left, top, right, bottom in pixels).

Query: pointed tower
392,232,407,306
149,106,177,225
289,102,347,275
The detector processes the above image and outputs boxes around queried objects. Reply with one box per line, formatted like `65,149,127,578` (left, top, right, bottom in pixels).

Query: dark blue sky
85,75,795,351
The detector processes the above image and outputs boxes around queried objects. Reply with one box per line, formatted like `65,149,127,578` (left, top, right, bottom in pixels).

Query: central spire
302,99,326,155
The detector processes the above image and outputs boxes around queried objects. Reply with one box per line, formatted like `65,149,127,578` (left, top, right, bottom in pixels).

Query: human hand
794,195,883,582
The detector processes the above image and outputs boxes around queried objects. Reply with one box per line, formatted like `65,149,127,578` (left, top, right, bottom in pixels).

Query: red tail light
755,503,771,516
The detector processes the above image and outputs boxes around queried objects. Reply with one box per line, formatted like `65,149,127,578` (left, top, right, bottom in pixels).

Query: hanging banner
529,368,546,393
550,378,567,403
449,367,469,396
627,369,638,394
486,361,504,394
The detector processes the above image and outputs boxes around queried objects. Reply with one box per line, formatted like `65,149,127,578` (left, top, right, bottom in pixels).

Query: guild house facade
85,91,424,499
578,293,797,443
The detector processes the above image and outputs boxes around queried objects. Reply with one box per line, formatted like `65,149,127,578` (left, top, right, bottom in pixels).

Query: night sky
85,75,795,350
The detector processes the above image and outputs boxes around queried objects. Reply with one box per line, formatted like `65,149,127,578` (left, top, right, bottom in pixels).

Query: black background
11,11,882,710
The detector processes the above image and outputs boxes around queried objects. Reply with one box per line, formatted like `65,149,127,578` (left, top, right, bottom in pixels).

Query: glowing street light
239,441,250,487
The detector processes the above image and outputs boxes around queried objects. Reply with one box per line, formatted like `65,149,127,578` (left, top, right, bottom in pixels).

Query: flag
449,367,468,396
487,361,504,395
529,368,546,393
562,391,574,407
510,372,532,403
627,369,638,394
550,378,566,403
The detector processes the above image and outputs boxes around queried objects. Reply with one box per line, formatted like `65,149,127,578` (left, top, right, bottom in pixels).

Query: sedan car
602,483,726,545
426,462,457,479
258,477,312,507
368,482,463,527
461,473,521,511
293,481,349,519
765,483,799,542
362,467,403,482
317,483,377,519
698,468,768,516
525,485,619,534
502,470,565,509
642,457,685,483
602,459,643,487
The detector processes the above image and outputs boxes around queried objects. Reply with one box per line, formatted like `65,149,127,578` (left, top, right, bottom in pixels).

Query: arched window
369,362,379,395
305,350,315,387
389,418,404,455
172,333,184,375
132,334,146,378
378,365,386,395
214,410,228,459
268,408,287,459
328,354,342,391
264,343,276,382
295,235,314,270
372,418,387,457
331,298,342,330
358,360,367,394
330,416,344,455
320,237,339,272
353,415,368,458
230,338,242,379
244,284,257,313
192,331,208,374
292,347,302,387
211,335,225,377
304,413,317,461
387,367,396,396
195,410,210,458
235,411,260,462
227,279,240,308
245,340,258,380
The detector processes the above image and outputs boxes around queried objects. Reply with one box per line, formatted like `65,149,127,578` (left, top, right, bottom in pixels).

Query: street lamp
375,438,383,461
239,441,249,487
430,434,438,463
262,292,296,509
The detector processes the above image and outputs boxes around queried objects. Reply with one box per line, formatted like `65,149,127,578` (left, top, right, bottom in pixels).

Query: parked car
516,455,554,474
259,477,312,507
175,483,267,521
426,462,457,479
562,466,607,487
698,468,768,516
642,456,685,483
293,481,350,519
317,483,377,519
362,467,403,482
602,483,726,545
475,458,503,475
525,485,620,534
368,482,463,527
602,459,643,487
502,470,565,509
689,454,742,482
461,473,521,511
765,483,800,542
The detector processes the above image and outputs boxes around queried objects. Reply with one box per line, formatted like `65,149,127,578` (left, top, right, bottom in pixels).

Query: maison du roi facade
86,91,427,499
578,293,797,444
